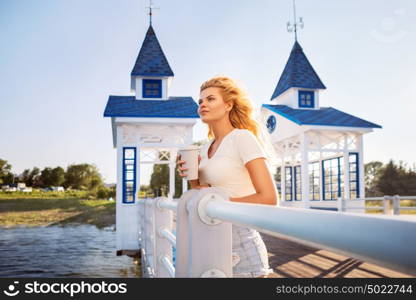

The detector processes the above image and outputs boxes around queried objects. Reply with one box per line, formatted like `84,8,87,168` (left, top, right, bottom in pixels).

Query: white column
291,153,296,202
281,157,286,205
318,132,324,202
300,131,310,208
168,149,177,200
136,147,140,200
116,138,123,250
343,134,350,200
357,134,365,199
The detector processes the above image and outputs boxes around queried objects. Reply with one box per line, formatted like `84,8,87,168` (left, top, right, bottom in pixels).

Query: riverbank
0,195,115,229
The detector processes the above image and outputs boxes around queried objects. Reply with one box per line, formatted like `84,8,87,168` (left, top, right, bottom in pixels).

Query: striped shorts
232,224,274,278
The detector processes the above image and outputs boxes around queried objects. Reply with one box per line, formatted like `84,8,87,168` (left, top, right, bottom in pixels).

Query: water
0,225,140,278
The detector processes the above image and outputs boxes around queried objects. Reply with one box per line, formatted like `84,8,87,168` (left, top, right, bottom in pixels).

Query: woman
176,76,279,278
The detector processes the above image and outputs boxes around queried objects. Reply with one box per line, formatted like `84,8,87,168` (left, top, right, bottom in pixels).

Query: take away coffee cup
178,145,200,180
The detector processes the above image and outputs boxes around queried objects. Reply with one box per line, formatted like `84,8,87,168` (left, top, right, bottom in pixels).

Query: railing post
143,198,156,277
383,195,393,215
393,195,400,215
337,197,345,212
153,196,174,277
175,189,199,277
186,187,232,277
137,199,144,249
138,199,145,277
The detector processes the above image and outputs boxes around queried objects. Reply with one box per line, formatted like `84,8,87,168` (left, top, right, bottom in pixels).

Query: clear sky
1,0,415,184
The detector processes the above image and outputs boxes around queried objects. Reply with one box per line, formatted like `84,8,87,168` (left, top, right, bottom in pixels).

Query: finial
286,0,304,41
146,0,160,26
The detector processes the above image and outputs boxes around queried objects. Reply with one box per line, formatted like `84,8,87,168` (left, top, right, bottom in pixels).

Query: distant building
17,183,26,189
51,186,65,192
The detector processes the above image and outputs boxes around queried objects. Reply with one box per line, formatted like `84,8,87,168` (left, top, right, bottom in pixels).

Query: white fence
338,195,416,215
138,188,416,278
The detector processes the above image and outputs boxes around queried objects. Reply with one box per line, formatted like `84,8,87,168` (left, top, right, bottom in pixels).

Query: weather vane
146,0,160,26
286,0,304,41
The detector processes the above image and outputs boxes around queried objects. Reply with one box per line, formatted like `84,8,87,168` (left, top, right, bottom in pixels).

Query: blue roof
103,96,199,118
131,25,174,77
271,41,326,100
262,104,382,128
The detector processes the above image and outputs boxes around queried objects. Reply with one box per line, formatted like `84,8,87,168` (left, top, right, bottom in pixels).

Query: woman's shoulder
232,128,264,150
232,128,257,140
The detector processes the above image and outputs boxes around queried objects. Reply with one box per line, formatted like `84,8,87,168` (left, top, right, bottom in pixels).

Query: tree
364,161,384,196
376,160,407,195
274,166,281,183
1,173,15,185
0,159,12,185
21,169,31,185
150,163,169,197
40,167,53,187
50,167,65,186
20,167,41,187
64,163,104,190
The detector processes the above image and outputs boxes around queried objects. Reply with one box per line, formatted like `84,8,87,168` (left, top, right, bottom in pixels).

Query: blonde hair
199,76,279,169
200,76,260,139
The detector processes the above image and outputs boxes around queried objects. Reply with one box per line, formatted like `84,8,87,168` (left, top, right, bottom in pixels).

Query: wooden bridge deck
260,233,413,278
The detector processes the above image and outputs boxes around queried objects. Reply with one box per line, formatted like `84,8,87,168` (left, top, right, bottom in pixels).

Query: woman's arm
229,158,278,206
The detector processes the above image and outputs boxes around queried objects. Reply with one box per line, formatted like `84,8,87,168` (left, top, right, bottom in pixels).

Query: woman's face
198,87,232,124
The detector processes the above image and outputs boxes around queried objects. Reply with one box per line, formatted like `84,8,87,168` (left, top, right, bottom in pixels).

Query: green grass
0,193,115,228
0,190,89,199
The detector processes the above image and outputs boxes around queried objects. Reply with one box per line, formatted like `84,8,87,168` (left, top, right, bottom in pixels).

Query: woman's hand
176,153,202,178
176,153,210,189
193,183,211,189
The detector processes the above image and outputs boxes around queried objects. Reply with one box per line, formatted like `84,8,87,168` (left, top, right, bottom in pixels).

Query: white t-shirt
198,128,268,198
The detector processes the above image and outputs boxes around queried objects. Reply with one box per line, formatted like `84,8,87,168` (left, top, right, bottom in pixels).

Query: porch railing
338,195,416,215
138,187,416,278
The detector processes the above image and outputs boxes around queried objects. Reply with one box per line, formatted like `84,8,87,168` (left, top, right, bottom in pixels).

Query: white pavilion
103,22,199,253
261,40,382,211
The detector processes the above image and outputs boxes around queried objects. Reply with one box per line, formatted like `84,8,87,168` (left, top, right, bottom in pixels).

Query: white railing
338,195,416,215
138,188,416,278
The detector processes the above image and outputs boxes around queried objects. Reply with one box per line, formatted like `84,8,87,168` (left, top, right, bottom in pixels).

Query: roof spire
146,0,159,26
286,0,304,41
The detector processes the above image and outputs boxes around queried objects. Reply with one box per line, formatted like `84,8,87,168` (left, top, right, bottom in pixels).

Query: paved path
260,233,413,278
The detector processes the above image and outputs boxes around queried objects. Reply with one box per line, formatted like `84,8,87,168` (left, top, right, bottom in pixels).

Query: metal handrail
204,197,416,276
158,228,176,247
160,255,175,278
158,198,178,211
139,193,416,277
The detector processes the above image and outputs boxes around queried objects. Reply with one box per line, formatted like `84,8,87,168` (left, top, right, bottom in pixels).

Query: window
294,165,302,201
309,161,320,201
298,90,314,108
285,166,293,201
322,156,344,200
349,152,360,199
142,79,162,98
123,147,136,203
266,115,277,134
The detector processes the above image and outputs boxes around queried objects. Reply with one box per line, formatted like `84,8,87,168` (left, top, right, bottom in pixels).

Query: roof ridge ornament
146,0,160,26
286,0,304,41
